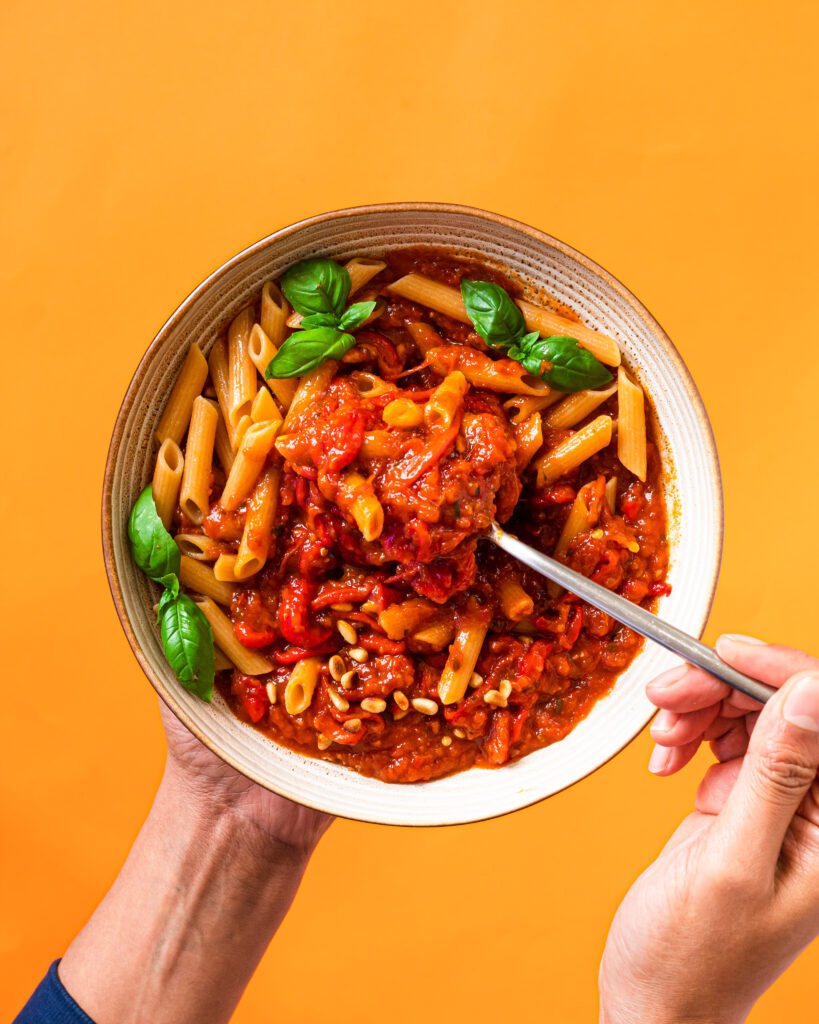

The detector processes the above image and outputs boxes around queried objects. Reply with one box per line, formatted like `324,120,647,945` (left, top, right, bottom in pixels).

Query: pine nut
454,728,466,739
337,620,358,644
499,679,512,700
469,672,483,688
320,546,329,556
265,682,277,705
348,647,368,663
331,602,353,611
412,697,438,716
340,670,357,689
317,733,332,750
329,690,350,712
393,690,409,711
361,600,378,613
361,697,387,713
441,735,452,747
483,689,508,708
328,655,345,681
627,541,640,553
392,708,409,721
343,718,362,733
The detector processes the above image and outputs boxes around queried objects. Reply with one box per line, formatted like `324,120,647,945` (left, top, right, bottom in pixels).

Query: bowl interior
103,204,722,826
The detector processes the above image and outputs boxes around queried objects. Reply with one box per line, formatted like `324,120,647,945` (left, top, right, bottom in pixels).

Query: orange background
2,2,817,1020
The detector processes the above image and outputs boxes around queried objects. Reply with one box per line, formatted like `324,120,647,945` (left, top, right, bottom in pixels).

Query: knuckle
753,744,818,797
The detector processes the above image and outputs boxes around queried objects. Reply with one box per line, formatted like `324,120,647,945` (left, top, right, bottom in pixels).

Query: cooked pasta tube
213,647,234,672
412,619,455,650
360,431,407,459
179,555,235,605
438,613,490,705
349,371,396,398
382,397,424,428
155,343,208,445
378,598,438,640
178,397,218,524
425,371,469,429
228,307,257,429
427,346,550,396
387,274,621,367
617,367,647,482
235,464,280,579
605,475,618,514
513,412,543,470
260,280,289,347
284,657,321,715
220,419,280,511
208,338,236,446
535,415,613,487
406,321,445,354
152,439,184,529
175,533,231,562
341,470,384,541
503,392,564,421
498,579,534,621
545,383,618,430
248,323,297,409
345,256,386,295
213,554,241,582
194,597,273,675
549,485,593,597
250,386,282,425
213,415,234,475
280,361,337,433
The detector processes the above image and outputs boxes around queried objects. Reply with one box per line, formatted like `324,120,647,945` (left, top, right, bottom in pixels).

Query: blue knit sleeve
14,960,96,1024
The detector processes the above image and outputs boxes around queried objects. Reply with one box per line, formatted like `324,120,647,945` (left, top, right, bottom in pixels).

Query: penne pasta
213,553,241,582
179,555,235,605
617,367,647,482
605,475,618,514
412,619,456,650
513,412,543,471
228,307,257,429
438,613,490,705
378,598,437,640
208,338,236,446
535,415,613,487
360,430,407,459
382,397,424,428
152,439,184,529
248,323,298,409
349,371,396,398
250,386,282,425
220,419,280,511
213,414,234,475
260,281,290,348
284,657,322,715
503,392,564,421
155,343,208,445
345,256,386,295
427,345,550,396
406,321,445,355
280,361,337,433
549,486,593,597
545,383,618,430
341,470,384,541
178,397,218,524
235,464,280,579
194,597,273,675
425,371,469,429
498,578,534,621
387,273,621,367
174,533,232,562
213,647,234,672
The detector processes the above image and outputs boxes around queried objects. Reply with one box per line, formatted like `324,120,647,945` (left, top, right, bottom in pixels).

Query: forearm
59,764,313,1024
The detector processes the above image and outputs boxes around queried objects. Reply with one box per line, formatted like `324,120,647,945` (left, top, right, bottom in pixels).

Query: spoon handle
489,522,776,704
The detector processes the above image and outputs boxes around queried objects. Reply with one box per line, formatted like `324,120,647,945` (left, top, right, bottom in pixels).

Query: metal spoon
488,520,775,704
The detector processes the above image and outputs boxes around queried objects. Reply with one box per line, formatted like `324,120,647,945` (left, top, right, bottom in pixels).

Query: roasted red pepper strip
311,584,372,611
278,577,333,648
234,621,277,649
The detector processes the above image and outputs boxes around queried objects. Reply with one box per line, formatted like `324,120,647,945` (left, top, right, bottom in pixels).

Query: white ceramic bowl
102,203,722,826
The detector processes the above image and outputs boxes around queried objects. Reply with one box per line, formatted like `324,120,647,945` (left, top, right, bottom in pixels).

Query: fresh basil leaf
461,279,526,349
519,330,541,349
159,592,215,702
264,327,357,379
299,312,340,329
338,300,376,331
281,258,351,317
128,485,181,584
521,335,613,392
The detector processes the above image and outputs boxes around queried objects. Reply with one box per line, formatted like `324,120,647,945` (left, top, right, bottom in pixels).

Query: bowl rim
101,201,724,824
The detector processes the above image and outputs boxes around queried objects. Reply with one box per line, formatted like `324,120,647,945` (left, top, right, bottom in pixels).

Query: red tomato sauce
205,249,670,783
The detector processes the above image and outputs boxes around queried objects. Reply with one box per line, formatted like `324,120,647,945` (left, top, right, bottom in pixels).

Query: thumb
714,670,819,873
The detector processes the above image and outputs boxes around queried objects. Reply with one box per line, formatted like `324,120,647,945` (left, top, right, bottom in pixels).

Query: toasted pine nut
329,690,350,712
361,600,378,613
343,718,362,733
340,670,357,689
331,602,353,611
393,690,409,711
453,728,466,739
469,672,483,688
317,733,332,750
328,655,345,681
412,697,438,716
499,679,512,700
483,689,508,708
392,708,409,721
265,682,277,705
361,697,387,713
348,647,368,663
320,546,329,556
337,620,358,644
441,735,452,747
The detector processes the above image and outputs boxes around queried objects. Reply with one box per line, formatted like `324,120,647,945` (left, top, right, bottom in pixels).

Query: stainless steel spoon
488,520,776,704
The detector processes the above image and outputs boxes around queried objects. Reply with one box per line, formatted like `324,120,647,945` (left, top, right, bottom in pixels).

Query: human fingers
712,671,819,874
710,719,750,763
716,636,819,715
647,663,730,713
695,759,743,815
650,704,721,747
648,738,701,776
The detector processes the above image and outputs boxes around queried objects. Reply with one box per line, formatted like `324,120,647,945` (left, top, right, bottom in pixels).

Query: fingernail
719,633,765,646
649,664,688,689
648,746,671,774
782,673,819,733
651,709,676,736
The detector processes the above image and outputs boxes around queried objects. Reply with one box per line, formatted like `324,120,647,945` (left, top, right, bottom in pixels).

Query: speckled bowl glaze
102,203,722,826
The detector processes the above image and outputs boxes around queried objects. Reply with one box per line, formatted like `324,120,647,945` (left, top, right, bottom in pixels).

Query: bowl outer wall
102,203,723,826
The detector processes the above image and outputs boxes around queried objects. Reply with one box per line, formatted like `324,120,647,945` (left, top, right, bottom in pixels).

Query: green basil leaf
264,327,357,379
338,300,376,331
159,592,215,702
521,335,613,392
518,330,541,349
128,485,181,584
281,258,351,317
299,312,340,329
461,279,526,349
